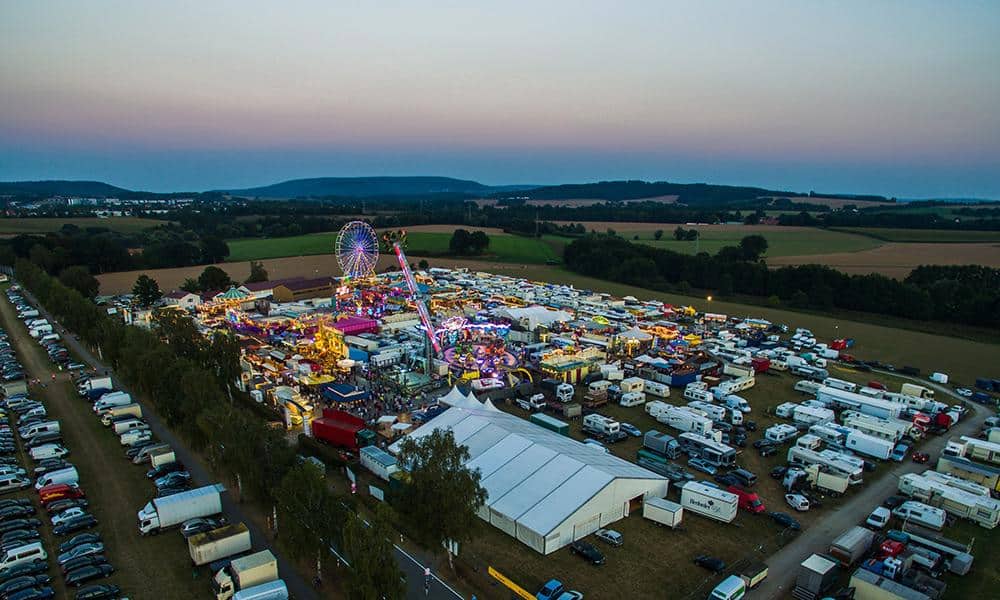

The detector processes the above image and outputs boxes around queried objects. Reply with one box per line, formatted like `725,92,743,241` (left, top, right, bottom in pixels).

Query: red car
912,452,930,464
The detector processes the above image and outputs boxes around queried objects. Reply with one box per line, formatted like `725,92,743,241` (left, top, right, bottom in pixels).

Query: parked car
770,465,788,479
883,495,908,509
769,511,801,530
179,517,226,538
757,445,779,458
0,560,47,583
64,564,114,587
44,499,88,516
52,514,97,536
785,494,810,512
890,443,910,462
0,520,40,535
0,575,51,597
912,452,930,464
535,579,564,600
146,462,185,480
0,506,34,522
619,423,641,438
57,533,101,555
74,584,121,600
60,555,108,576
569,540,605,565
5,586,55,600
688,458,717,476
594,529,623,547
154,471,191,489
51,508,87,527
866,506,891,530
693,555,726,573
57,541,105,566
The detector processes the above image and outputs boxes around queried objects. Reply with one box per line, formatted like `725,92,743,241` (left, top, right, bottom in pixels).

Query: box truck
828,526,876,566
642,497,683,528
188,523,252,566
133,442,171,465
149,447,176,468
233,579,287,600
138,484,224,535
643,430,680,459
901,383,935,399
213,550,279,600
77,376,112,396
680,481,738,523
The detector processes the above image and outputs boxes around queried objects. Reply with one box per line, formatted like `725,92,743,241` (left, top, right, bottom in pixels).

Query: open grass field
834,227,1000,243
550,223,882,257
0,289,200,600
0,217,164,234
226,227,560,264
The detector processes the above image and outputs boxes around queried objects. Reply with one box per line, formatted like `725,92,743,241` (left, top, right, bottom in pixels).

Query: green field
835,227,1000,243
0,216,164,234
227,231,561,264
625,227,881,257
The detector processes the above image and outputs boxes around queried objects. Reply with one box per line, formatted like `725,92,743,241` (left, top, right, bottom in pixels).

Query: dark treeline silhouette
562,236,1000,329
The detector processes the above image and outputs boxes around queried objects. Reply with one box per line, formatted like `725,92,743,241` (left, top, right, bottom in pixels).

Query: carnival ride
336,221,379,279
382,230,440,360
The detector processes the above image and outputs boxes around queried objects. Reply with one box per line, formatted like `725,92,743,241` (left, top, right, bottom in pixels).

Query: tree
200,236,230,264
654,229,664,241
342,505,405,600
673,226,687,241
180,278,201,293
718,273,734,297
739,235,769,261
790,290,810,308
132,274,163,307
449,229,471,254
245,261,268,284
197,266,234,292
469,230,490,254
395,430,487,569
29,244,55,273
275,463,335,564
418,259,429,270
58,266,99,298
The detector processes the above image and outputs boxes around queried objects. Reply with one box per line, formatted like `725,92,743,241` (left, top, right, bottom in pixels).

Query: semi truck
138,484,224,535
189,523,252,566
540,378,575,402
680,481,737,523
310,409,376,451
643,430,680,459
213,549,279,600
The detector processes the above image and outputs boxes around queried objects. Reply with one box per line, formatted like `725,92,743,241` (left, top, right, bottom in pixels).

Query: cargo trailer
529,413,569,436
679,481,737,523
829,526,876,566
189,523,252,566
642,497,683,528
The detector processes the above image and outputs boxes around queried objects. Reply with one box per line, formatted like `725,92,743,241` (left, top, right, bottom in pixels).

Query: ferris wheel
335,221,379,279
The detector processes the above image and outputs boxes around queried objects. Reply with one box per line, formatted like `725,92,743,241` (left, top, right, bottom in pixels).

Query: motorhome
774,402,798,419
892,501,947,531
655,405,717,437
935,455,1000,494
724,395,750,414
683,388,713,403
792,405,834,427
898,473,1000,529
644,401,672,419
678,432,736,467
642,380,670,398
944,437,1000,466
842,413,907,443
687,401,727,423
765,424,799,444
582,414,621,438
808,424,846,447
787,446,863,485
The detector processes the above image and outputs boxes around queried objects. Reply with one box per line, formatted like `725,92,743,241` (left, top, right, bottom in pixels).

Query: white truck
78,376,113,396
233,580,288,600
680,481,738,523
642,497,683,528
188,523,252,566
213,550,279,600
93,392,132,414
100,403,142,426
138,484,225,535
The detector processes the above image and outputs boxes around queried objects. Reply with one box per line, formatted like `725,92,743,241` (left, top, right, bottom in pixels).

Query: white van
112,418,148,435
0,474,30,495
0,542,47,571
34,466,79,490
709,576,746,600
93,392,131,413
120,429,153,446
101,403,143,426
19,421,60,440
29,444,69,461
892,501,947,531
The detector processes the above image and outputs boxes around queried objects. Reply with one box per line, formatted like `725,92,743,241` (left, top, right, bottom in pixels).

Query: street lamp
707,296,713,302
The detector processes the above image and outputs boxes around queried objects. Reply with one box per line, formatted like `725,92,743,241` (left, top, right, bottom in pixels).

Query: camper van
684,388,714,403
619,391,645,407
892,501,947,531
794,380,823,395
642,380,670,398
620,377,645,394
765,424,799,444
724,395,751,414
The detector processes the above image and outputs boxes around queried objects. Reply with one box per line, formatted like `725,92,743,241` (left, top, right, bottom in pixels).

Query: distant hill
0,180,133,198
498,180,904,206
221,176,537,199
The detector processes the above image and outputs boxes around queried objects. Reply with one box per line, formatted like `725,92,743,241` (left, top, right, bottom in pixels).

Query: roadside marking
394,544,464,599
487,566,534,600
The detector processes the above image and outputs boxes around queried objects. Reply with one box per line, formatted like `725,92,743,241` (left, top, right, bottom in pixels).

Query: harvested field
769,242,1000,278
834,227,1000,243
475,195,678,208
758,195,896,208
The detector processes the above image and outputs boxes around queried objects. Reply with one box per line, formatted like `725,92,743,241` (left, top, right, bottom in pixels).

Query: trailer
138,484,225,535
213,550,279,600
842,413,907,443
792,405,834,427
829,526,876,566
582,414,621,437
793,554,839,600
311,409,376,451
902,383,935,399
844,429,895,460
188,523,252,566
944,436,1000,466
935,454,1000,494
232,579,288,600
149,447,176,468
359,445,399,481
678,432,736,467
529,413,569,436
642,379,670,398
849,568,935,600
898,472,1000,529
642,497,683,528
896,525,975,575
817,387,903,420
822,377,858,393
787,446,863,484
619,377,645,394
804,464,850,495
655,405,716,437
679,481,737,523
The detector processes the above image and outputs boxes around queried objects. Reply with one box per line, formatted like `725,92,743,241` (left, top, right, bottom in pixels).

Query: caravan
678,433,736,467
642,380,670,398
683,388,713,403
619,391,645,407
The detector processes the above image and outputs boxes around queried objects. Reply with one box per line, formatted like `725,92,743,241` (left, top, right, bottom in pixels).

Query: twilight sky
2,1,999,197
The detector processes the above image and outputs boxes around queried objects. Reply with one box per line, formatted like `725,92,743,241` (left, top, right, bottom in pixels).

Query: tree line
562,235,1000,329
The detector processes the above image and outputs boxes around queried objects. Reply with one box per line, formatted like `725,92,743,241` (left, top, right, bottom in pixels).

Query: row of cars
0,287,124,600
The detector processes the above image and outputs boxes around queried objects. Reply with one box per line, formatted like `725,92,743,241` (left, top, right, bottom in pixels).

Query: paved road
754,374,992,599
22,287,466,600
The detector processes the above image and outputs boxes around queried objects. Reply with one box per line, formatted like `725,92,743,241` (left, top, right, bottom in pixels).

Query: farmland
226,227,560,264
0,217,165,234
767,242,1000,278
834,227,1000,243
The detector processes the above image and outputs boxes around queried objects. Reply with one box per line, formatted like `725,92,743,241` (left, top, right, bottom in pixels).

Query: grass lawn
834,228,1000,243
0,217,165,234
625,227,880,257
227,231,561,264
